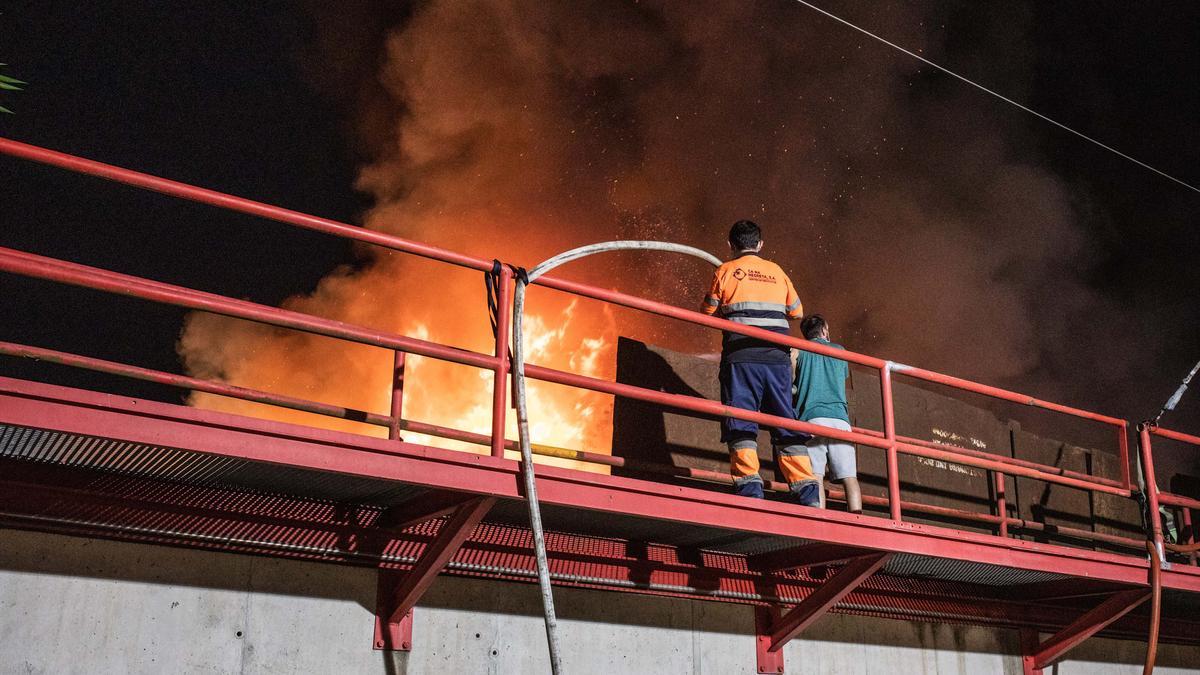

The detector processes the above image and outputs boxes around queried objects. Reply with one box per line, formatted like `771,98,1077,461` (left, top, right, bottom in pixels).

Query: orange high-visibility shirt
702,254,803,361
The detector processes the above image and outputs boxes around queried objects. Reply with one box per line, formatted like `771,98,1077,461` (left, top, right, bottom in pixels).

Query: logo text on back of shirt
744,269,776,283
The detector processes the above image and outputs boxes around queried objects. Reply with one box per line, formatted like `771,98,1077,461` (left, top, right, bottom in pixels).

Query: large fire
181,253,620,472
399,299,616,468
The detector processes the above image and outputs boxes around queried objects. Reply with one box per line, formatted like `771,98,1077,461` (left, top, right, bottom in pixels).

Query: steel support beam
1024,589,1150,671
374,496,496,650
373,593,414,652
5,377,1200,599
754,606,785,674
756,553,892,672
1020,628,1041,675
769,552,892,648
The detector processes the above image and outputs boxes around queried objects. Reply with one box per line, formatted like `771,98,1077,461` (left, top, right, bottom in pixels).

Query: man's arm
783,275,803,320
702,270,722,315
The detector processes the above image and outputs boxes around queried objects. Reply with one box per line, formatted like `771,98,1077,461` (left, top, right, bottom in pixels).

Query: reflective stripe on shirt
726,316,791,329
719,301,790,315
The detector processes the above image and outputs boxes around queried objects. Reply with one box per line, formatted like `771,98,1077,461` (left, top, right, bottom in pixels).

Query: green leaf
0,82,23,91
0,75,25,85
0,106,13,114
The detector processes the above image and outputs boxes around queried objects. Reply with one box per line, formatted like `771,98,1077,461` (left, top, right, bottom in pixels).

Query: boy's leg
813,418,861,513
720,362,766,498
840,477,862,514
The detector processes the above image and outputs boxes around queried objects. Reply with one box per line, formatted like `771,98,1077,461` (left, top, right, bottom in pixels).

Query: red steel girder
768,553,892,650
3,460,1200,645
381,498,495,623
374,497,496,650
373,605,413,652
754,606,785,674
3,377,1197,595
1025,589,1150,672
756,553,892,673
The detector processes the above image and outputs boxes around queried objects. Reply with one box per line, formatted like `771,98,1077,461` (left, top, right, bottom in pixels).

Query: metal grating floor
0,423,420,507
0,422,1134,591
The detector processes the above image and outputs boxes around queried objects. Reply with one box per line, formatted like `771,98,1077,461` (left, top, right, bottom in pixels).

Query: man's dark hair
801,314,828,340
728,220,762,252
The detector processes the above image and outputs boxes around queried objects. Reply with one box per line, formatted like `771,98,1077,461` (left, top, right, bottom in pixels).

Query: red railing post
995,471,1008,538
389,351,406,441
1180,507,1196,566
490,266,514,458
1116,421,1132,490
880,365,901,521
1138,424,1165,563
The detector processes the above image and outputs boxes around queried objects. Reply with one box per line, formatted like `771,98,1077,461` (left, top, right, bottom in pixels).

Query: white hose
511,241,722,674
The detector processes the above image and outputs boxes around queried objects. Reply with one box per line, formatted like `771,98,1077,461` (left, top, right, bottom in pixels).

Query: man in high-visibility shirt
703,220,814,502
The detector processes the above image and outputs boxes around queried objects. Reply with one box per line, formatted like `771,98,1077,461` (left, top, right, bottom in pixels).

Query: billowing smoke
178,1,1136,450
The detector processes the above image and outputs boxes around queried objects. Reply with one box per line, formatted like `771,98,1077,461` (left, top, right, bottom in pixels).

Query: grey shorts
805,417,857,481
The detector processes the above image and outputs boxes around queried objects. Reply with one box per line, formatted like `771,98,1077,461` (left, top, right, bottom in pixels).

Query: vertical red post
995,471,1008,538
490,266,514,457
1138,425,1165,563
880,365,901,521
1116,421,1132,490
1020,628,1042,675
1181,507,1196,566
389,351,406,441
754,606,785,674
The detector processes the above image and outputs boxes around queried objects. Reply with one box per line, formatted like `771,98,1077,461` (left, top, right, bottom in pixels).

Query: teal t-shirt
794,338,850,423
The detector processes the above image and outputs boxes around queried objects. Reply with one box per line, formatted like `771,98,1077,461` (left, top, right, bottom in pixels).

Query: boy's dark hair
728,220,762,252
801,314,828,340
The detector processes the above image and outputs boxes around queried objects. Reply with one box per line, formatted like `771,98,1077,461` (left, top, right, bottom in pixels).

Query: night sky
2,3,1198,458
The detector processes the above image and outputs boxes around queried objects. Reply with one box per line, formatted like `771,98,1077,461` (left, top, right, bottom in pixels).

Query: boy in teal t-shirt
793,315,861,513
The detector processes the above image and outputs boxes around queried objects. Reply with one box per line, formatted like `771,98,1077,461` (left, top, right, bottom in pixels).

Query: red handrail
0,243,1134,497
1144,426,1200,564
0,338,1150,552
0,135,1134,416
0,137,1146,541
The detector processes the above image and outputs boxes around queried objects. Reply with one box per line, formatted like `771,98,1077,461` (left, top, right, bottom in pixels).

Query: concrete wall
0,529,1195,674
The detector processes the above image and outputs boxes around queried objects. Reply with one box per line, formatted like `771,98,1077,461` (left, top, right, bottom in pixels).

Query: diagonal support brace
374,496,496,650
755,552,891,672
769,552,891,650
1024,588,1150,672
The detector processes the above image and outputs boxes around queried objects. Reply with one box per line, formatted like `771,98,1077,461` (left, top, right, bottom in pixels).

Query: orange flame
400,299,616,468
180,254,618,473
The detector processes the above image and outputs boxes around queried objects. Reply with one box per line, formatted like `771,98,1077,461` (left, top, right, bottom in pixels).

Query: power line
789,0,1200,195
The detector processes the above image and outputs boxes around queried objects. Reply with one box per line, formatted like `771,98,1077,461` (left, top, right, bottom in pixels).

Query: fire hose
511,241,722,674
1138,360,1200,674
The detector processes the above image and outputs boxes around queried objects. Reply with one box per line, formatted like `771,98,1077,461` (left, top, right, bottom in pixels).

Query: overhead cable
789,0,1200,195
1152,358,1200,426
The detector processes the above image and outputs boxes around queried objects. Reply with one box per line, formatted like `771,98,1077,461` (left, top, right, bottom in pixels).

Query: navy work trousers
719,361,810,447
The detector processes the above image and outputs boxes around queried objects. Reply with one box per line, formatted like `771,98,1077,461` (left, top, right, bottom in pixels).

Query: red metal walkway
2,138,1198,674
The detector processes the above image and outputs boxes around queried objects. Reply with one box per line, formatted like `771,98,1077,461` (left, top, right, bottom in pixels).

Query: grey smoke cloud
179,1,1140,438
